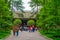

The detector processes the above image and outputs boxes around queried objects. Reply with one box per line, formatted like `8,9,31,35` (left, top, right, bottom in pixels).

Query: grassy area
0,29,11,39
39,28,60,40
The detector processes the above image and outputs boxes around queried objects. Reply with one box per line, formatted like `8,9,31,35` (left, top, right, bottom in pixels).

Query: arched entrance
21,18,36,27
13,18,36,27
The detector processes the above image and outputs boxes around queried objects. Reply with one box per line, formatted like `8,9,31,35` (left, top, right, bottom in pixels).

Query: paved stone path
4,31,50,40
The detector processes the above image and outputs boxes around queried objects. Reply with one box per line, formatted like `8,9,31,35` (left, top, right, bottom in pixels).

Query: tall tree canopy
0,0,13,30
36,0,60,40
9,0,24,12
36,0,60,28
29,0,41,18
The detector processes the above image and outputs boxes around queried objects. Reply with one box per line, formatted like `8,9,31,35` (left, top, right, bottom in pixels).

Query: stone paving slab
4,31,49,40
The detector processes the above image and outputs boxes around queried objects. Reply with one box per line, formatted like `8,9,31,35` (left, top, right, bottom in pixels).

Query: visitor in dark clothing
32,25,35,32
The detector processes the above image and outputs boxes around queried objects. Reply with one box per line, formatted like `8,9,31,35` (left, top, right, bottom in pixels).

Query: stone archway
13,18,36,27
21,18,36,27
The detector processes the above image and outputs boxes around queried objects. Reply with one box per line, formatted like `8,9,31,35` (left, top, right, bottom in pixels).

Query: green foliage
29,0,40,7
0,0,13,28
13,19,22,25
0,0,13,39
36,0,60,28
36,0,60,40
27,20,35,26
0,29,10,39
9,0,24,12
29,0,41,14
39,28,60,40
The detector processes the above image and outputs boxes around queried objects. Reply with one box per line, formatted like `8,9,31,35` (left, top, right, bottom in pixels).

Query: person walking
20,26,23,32
28,26,33,32
12,24,19,36
28,26,31,32
32,25,35,32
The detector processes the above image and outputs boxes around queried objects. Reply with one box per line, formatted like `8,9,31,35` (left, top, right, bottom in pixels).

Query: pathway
4,31,50,40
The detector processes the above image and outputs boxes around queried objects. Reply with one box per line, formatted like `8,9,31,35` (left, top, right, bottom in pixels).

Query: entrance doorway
22,18,27,27
21,18,36,27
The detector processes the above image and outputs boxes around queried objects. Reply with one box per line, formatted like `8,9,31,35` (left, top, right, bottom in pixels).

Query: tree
0,0,13,31
29,0,41,18
13,19,22,25
8,0,24,12
27,20,35,26
29,0,40,12
35,0,60,40
36,0,56,28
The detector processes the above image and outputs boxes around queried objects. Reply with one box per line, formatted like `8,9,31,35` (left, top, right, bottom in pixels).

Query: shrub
27,20,35,26
13,19,22,25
